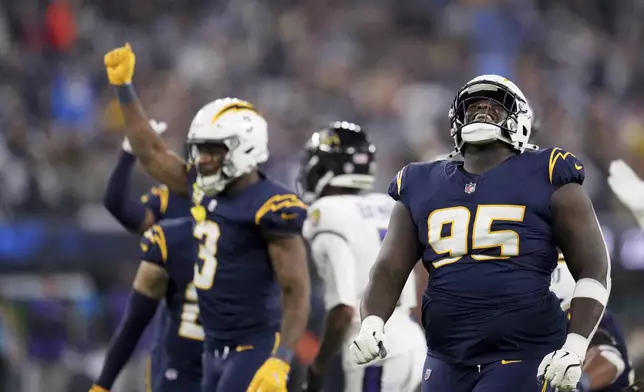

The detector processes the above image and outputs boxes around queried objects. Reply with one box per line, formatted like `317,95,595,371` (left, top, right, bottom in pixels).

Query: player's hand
608,159,644,228
104,43,136,86
89,385,109,392
537,346,584,391
246,357,290,392
122,119,167,153
350,315,388,365
302,367,322,392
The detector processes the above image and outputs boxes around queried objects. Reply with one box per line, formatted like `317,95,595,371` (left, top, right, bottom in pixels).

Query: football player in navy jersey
103,44,311,392
90,218,203,392
550,256,634,392
102,118,194,392
103,118,191,233
351,74,611,392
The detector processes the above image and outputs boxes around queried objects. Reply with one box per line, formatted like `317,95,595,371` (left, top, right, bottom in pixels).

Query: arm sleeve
139,224,170,265
95,225,168,389
94,290,159,389
547,147,585,189
388,164,412,207
306,200,358,310
255,193,308,236
311,232,357,310
140,185,170,221
103,151,148,232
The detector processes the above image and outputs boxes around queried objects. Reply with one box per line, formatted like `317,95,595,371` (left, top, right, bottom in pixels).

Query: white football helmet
550,255,576,311
448,74,538,157
186,98,269,195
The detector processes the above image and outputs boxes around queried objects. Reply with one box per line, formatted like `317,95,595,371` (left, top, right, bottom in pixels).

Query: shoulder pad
255,193,307,236
545,147,585,188
140,185,170,220
139,218,192,265
388,162,436,205
388,164,411,202
304,197,349,242
140,223,169,265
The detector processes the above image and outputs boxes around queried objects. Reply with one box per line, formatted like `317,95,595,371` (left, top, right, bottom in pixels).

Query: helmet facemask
188,135,258,196
449,78,537,157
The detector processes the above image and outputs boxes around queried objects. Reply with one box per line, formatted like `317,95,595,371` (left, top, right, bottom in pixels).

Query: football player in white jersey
298,121,426,392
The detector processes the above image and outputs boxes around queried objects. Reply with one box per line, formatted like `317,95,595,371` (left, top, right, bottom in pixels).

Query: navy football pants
420,354,556,392
202,333,278,392
148,353,202,392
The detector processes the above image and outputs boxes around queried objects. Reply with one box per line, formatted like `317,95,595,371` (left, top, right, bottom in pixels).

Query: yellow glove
247,357,290,392
89,385,109,392
104,43,136,86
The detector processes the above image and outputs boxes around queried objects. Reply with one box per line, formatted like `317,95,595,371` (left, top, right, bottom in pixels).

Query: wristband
116,84,137,104
274,345,294,363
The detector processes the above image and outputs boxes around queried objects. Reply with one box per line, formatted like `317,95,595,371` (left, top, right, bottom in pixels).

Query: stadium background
0,0,643,390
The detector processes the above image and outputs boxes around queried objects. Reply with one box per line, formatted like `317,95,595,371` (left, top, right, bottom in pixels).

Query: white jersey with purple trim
303,193,425,391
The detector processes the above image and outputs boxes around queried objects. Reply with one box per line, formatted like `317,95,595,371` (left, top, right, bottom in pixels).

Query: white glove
349,316,388,365
122,119,168,153
607,159,644,228
537,333,587,391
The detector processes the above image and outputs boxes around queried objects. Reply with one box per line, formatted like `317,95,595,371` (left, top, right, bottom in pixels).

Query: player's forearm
568,249,610,340
360,261,407,322
279,282,310,351
116,85,167,164
312,305,353,372
103,151,149,233
115,85,188,194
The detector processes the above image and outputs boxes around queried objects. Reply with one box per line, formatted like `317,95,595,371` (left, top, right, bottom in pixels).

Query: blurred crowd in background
1,0,644,390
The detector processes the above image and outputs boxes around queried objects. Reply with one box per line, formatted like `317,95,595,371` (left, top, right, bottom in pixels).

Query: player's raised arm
351,166,423,365
539,148,611,389
103,43,187,195
103,120,169,233
90,225,169,392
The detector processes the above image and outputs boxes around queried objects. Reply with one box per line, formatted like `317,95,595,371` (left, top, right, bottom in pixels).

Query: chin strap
447,141,539,160
447,147,461,159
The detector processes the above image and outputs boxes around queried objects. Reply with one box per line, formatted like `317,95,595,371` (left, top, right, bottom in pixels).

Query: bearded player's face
193,143,228,176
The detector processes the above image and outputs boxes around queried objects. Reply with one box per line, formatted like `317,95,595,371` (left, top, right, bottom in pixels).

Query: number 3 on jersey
193,221,221,290
429,205,525,268
178,283,204,341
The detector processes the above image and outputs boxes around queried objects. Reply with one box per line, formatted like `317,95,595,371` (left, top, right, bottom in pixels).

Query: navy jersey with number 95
389,147,585,365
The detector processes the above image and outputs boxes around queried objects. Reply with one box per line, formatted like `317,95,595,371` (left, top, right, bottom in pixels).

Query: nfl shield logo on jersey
464,182,476,194
424,368,432,380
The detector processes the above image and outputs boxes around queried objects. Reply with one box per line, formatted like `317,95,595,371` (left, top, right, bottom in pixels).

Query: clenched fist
104,43,136,86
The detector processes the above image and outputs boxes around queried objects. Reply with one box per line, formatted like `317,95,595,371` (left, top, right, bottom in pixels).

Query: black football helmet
296,121,376,203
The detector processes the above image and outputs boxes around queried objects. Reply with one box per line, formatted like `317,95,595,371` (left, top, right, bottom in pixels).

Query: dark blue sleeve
388,164,412,207
140,185,170,221
139,224,170,264
94,290,159,389
546,147,585,189
255,193,307,236
103,151,148,232
95,225,167,389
